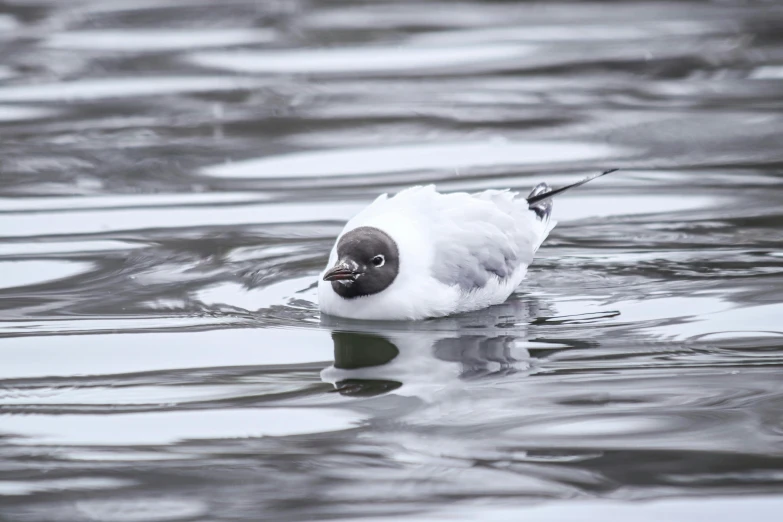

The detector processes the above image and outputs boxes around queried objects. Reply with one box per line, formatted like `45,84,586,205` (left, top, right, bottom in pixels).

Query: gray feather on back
429,190,537,291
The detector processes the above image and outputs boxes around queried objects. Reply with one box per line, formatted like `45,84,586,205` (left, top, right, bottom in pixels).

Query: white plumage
317,185,555,321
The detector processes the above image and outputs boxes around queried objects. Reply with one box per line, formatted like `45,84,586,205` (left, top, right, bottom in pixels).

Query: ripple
396,496,783,522
693,331,783,344
302,3,520,30
0,316,243,337
0,76,265,102
0,407,361,445
554,194,718,221
186,44,535,75
0,200,362,237
531,311,621,326
0,192,270,212
0,105,60,122
0,14,18,33
201,140,623,178
43,28,274,52
413,20,722,45
0,328,333,378
0,383,285,407
526,415,671,438
195,276,316,312
750,66,783,80
0,260,91,290
0,477,134,496
651,302,783,341
81,0,258,14
76,497,207,522
501,409,762,453
0,240,145,256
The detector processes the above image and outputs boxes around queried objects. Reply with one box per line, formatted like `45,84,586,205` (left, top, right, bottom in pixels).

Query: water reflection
321,298,555,399
324,329,533,399
327,331,402,397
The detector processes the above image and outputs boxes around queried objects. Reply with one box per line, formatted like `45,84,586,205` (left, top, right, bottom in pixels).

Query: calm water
1,0,783,520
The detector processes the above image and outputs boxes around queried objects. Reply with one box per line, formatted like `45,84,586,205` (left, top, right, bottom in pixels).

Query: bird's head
322,226,399,299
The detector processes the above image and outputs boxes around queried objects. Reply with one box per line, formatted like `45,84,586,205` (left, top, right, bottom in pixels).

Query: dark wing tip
527,182,553,221
527,168,619,207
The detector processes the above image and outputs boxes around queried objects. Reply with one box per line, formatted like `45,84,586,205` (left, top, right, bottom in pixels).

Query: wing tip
527,182,553,221
527,168,619,207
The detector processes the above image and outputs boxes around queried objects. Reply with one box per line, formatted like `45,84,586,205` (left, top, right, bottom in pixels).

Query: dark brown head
322,226,400,299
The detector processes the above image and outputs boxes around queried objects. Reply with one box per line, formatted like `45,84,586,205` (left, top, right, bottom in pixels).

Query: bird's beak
323,261,359,282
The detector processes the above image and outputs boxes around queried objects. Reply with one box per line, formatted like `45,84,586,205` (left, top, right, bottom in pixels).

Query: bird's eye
372,255,385,267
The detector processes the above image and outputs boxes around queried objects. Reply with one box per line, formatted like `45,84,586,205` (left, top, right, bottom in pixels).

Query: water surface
1,0,783,520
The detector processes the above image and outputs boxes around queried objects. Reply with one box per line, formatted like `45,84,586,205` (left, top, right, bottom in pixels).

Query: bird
318,169,617,321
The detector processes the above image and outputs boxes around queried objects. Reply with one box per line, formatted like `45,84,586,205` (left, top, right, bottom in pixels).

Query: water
1,0,783,520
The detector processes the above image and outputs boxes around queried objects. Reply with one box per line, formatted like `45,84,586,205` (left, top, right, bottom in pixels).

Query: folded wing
430,189,547,291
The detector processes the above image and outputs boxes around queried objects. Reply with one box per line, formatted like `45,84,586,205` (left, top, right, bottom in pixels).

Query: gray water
1,1,783,520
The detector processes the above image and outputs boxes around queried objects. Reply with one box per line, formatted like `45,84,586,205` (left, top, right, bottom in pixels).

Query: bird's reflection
329,331,402,397
321,297,556,399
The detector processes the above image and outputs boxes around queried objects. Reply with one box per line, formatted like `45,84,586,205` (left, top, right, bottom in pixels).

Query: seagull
318,169,617,321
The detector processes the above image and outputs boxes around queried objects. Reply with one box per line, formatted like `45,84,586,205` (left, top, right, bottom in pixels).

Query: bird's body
317,184,555,321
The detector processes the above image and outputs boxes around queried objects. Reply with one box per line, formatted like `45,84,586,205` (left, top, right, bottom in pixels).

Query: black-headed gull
318,170,616,321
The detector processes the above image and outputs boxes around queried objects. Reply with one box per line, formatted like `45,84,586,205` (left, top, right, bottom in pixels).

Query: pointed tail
527,168,619,208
